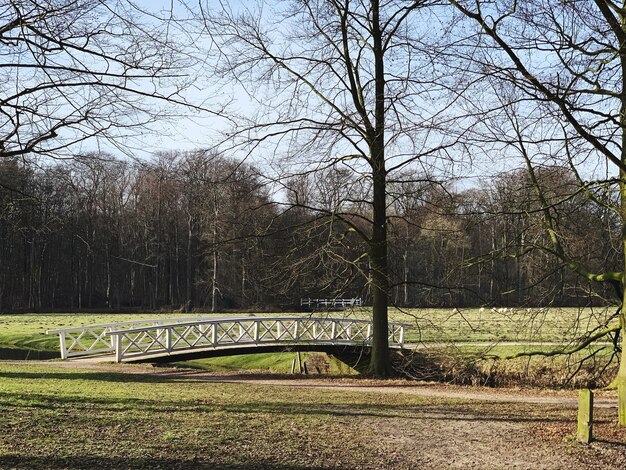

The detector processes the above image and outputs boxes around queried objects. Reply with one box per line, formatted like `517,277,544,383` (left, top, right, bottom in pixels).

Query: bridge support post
211,324,217,346
114,334,122,363
166,328,173,352
294,320,300,341
59,332,67,360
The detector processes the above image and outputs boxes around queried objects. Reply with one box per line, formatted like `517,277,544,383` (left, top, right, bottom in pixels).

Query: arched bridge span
47,316,406,363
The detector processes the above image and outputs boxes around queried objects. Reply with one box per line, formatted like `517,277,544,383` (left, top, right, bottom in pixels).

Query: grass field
0,308,620,386
171,352,357,375
0,306,618,351
0,363,625,469
1,312,625,468
390,306,618,343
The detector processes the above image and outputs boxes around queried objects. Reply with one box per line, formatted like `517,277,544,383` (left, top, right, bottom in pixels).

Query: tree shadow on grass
0,389,576,425
0,455,331,470
0,370,179,383
593,438,626,448
224,402,576,424
0,368,583,426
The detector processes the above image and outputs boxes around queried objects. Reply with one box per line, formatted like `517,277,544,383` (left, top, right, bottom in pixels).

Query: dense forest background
0,151,618,312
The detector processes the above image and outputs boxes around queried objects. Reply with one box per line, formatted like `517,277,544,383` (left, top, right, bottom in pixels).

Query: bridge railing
106,316,405,363
46,316,211,359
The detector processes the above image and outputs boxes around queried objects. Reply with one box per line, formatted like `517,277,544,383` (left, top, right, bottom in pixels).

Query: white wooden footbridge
47,316,406,363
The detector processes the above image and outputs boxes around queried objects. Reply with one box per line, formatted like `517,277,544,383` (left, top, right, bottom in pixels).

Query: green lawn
175,352,357,375
0,308,619,383
0,307,617,352
388,306,618,343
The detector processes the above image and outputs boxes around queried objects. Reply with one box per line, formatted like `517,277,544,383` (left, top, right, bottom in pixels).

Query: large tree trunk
211,195,219,313
618,110,626,425
618,309,626,425
403,249,409,306
369,162,391,376
368,0,391,376
211,248,218,312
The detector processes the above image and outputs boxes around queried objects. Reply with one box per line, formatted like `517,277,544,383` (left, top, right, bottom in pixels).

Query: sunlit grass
0,308,619,382
0,307,616,353
0,363,624,469
0,363,436,468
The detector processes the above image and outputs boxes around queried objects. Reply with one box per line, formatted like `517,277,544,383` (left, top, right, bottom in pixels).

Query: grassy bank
173,352,357,375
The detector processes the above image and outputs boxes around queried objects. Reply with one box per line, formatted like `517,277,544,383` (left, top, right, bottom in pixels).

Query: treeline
0,154,619,312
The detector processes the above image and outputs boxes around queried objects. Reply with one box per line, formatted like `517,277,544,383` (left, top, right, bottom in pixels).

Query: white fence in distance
300,298,363,309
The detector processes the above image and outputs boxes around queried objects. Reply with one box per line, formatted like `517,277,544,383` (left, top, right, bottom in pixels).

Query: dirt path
194,372,621,406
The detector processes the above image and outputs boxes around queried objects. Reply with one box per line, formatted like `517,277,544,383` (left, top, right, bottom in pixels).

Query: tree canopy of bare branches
202,0,464,375
0,0,195,160
450,0,626,424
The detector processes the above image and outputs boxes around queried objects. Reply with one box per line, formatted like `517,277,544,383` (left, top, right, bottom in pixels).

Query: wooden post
297,352,302,373
577,389,593,444
619,383,626,426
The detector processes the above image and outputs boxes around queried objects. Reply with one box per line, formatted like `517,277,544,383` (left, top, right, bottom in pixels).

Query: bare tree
203,0,461,375
450,0,626,423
